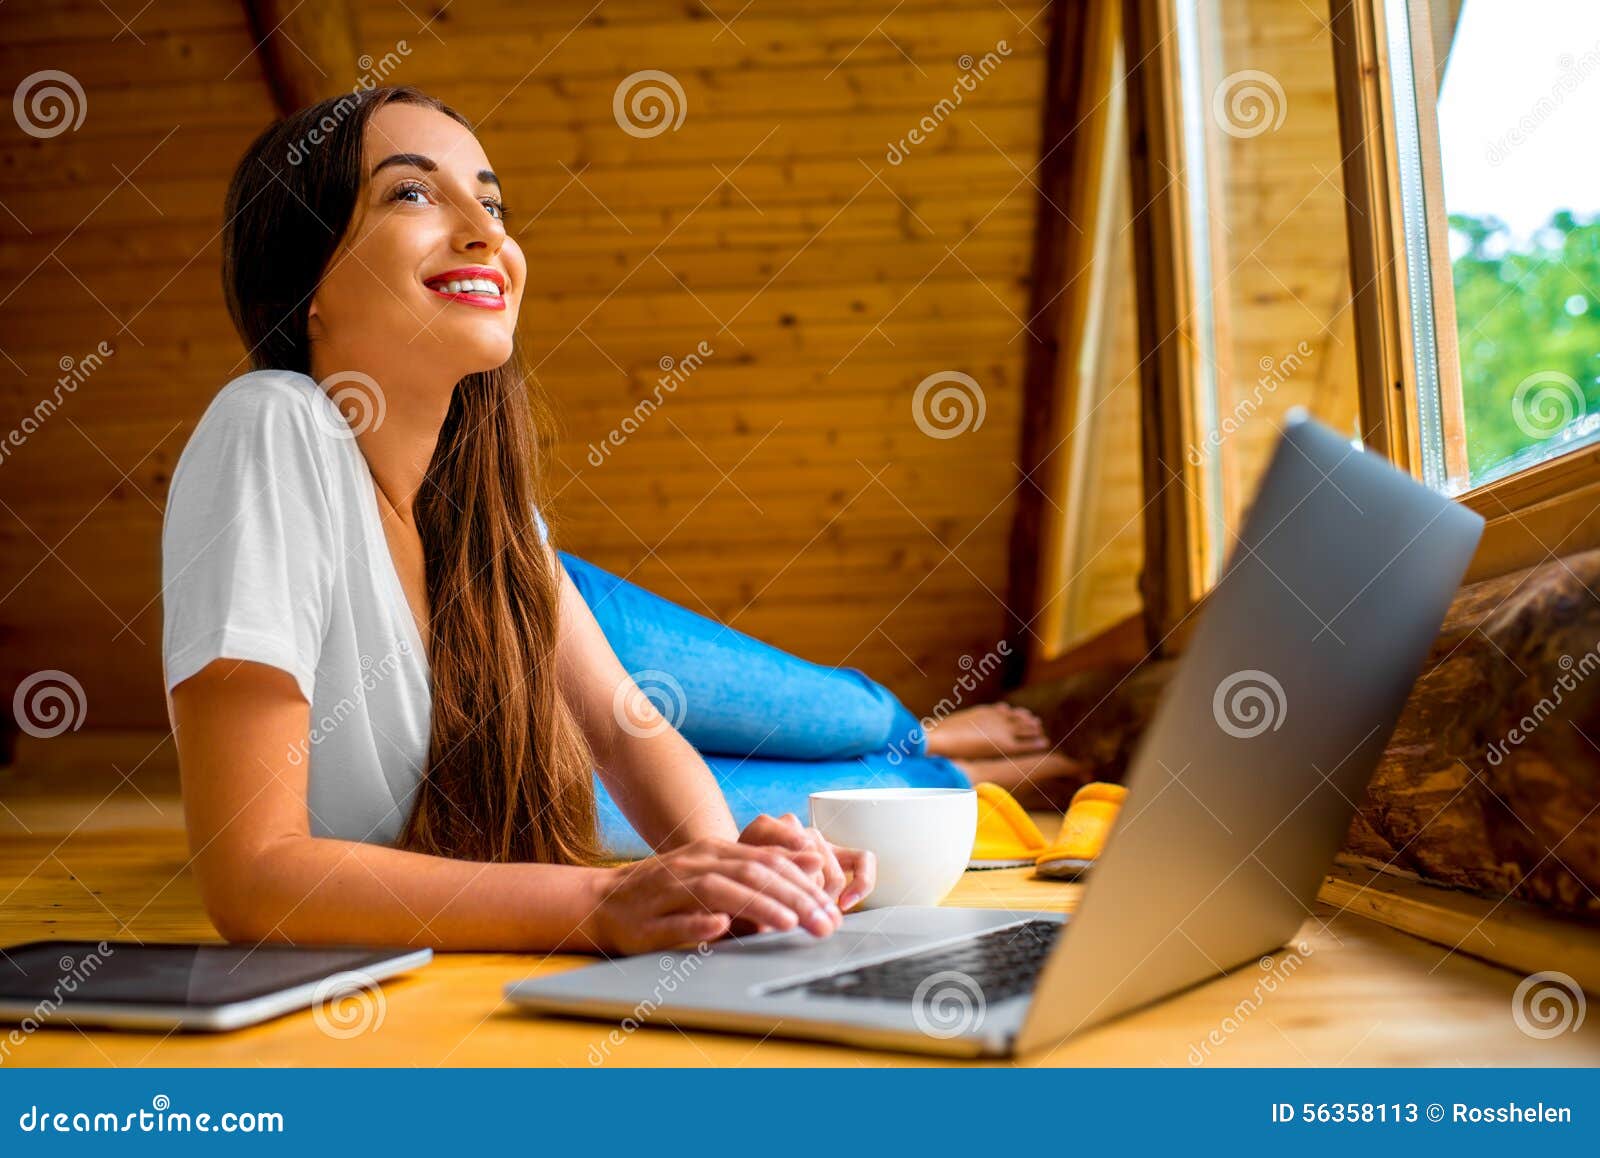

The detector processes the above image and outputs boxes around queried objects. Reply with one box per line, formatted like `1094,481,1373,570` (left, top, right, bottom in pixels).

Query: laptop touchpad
718,931,930,959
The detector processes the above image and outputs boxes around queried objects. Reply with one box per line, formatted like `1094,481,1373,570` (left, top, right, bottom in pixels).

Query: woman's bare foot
925,703,1049,760
954,750,1093,809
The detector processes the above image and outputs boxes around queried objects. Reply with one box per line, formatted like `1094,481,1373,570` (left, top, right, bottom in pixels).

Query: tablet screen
0,942,406,1009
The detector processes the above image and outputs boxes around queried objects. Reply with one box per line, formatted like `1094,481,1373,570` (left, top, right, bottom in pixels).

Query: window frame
1032,2,1146,661
1120,0,1227,647
1008,0,1159,678
1330,0,1600,582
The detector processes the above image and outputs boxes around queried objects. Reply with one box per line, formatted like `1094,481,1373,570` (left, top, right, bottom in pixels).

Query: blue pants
559,552,970,857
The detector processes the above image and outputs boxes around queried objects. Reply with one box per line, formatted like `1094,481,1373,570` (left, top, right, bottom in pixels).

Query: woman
164,86,1070,957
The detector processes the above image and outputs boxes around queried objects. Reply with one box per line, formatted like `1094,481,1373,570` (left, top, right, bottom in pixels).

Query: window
1012,0,1150,668
1333,0,1600,580
1120,0,1362,636
1027,0,1599,657
1039,13,1146,659
1047,164,1146,656
1175,0,1364,568
1430,1,1600,490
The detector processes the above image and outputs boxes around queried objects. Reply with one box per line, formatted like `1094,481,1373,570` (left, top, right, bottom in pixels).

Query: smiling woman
216,91,586,872
163,85,1068,958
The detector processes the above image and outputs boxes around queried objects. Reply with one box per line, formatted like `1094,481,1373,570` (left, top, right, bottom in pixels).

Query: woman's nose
452,207,504,254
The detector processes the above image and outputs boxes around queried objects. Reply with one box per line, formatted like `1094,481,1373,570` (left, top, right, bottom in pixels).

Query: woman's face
308,102,525,385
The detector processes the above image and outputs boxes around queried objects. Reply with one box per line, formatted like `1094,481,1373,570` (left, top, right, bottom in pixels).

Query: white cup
809,787,977,910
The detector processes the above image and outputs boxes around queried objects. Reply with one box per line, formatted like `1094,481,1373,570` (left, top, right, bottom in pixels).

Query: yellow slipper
1033,782,1128,880
969,782,1050,868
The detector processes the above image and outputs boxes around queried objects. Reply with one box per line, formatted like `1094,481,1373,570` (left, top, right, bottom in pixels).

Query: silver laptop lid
1016,413,1484,1052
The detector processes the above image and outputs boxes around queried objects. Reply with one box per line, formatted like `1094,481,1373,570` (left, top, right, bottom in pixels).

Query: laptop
506,413,1484,1057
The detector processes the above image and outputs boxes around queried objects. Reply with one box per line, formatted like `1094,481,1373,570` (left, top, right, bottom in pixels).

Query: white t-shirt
162,369,525,847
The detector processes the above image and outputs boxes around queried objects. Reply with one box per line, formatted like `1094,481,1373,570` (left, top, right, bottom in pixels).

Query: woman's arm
552,566,739,852
173,660,610,950
173,660,840,952
551,563,877,911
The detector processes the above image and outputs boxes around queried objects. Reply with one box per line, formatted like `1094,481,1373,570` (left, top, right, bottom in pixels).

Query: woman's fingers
714,861,837,936
835,845,878,911
626,826,848,943
741,812,813,854
804,826,848,900
760,850,838,920
762,813,839,899
723,831,837,914
686,871,833,936
643,911,732,950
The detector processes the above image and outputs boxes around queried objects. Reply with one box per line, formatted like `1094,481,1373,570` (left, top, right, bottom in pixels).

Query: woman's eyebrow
371,153,500,190
371,152,436,177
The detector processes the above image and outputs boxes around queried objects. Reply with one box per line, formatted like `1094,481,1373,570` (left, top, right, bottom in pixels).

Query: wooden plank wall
0,0,1049,732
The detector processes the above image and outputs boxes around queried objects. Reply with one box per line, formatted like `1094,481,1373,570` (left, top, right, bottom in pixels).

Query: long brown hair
220,85,600,866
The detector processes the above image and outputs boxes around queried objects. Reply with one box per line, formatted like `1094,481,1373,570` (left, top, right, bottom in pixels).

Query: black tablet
0,940,431,1032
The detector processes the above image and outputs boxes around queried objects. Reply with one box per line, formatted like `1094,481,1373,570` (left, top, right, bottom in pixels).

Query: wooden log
241,0,358,115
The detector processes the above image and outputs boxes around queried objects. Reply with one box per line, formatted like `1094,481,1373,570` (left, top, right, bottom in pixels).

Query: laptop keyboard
770,919,1063,1005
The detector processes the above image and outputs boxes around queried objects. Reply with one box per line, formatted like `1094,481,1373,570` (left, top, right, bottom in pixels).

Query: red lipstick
422,266,508,311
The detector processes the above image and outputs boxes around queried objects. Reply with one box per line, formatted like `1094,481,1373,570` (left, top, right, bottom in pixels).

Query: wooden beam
1120,0,1216,649
1322,858,1600,995
1002,0,1104,684
242,0,359,116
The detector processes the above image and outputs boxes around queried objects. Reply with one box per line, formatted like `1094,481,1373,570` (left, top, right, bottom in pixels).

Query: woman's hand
582,837,843,956
738,813,877,913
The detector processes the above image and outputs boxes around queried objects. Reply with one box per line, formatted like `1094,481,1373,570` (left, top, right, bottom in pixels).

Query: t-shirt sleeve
162,383,336,704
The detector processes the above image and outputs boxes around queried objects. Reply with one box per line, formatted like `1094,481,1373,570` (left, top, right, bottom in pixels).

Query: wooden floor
2,743,1598,1067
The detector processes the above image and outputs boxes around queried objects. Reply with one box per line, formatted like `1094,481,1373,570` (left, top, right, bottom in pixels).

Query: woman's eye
482,200,507,221
391,182,431,205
